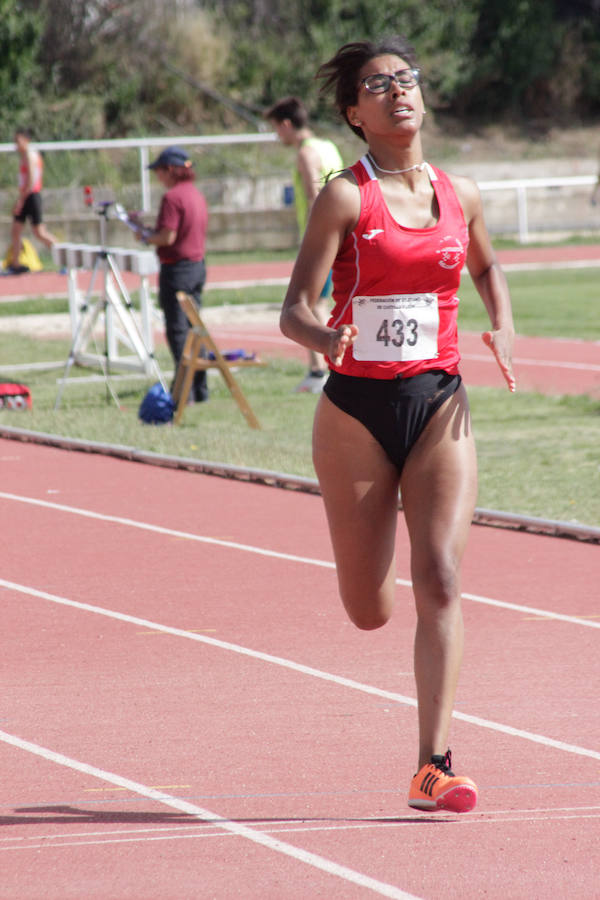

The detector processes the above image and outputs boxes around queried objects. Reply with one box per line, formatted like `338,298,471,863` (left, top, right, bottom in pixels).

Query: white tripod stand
54,203,166,410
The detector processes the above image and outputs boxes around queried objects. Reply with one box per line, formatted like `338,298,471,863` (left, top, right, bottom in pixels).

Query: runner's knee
346,606,391,631
340,587,393,631
412,554,461,617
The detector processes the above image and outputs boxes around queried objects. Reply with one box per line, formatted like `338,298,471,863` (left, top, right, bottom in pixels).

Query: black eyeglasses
361,68,421,94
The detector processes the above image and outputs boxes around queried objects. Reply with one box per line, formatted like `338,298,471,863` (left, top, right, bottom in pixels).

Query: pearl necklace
367,152,426,175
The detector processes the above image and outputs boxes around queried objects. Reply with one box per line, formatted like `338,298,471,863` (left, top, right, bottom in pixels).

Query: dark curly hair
316,36,419,142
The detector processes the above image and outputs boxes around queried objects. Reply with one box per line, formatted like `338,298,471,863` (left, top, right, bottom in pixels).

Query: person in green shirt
266,96,344,392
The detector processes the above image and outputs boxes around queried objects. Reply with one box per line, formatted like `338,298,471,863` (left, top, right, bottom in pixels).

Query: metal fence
0,134,277,212
0,135,598,245
476,174,597,243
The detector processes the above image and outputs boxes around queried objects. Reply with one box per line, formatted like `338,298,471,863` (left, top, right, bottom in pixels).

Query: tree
18,0,238,137
6,0,600,141
0,0,43,133
201,0,600,123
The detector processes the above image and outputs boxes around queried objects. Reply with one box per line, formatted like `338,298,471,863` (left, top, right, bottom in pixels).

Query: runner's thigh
400,383,477,593
313,392,401,628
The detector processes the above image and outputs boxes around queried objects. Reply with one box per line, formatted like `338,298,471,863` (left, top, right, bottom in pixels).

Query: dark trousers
159,258,208,401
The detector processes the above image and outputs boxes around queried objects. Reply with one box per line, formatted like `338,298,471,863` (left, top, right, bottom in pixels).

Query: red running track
1,244,599,397
1,438,599,899
1,243,600,298
208,319,600,398
205,242,600,283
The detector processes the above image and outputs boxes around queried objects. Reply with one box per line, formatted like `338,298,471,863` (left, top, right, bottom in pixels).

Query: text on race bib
351,294,439,362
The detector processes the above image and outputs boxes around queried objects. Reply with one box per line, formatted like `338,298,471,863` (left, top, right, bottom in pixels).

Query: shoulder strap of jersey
350,155,377,185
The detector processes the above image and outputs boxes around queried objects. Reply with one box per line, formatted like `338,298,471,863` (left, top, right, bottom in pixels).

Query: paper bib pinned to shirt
352,293,439,362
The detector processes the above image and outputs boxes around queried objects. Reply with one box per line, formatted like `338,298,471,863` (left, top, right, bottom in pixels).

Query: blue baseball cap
148,146,191,169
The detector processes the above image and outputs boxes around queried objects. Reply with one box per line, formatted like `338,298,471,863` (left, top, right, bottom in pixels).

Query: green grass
491,235,600,250
0,286,283,319
458,268,600,340
1,264,599,529
468,389,599,524
207,248,297,265
1,339,598,528
5,265,600,339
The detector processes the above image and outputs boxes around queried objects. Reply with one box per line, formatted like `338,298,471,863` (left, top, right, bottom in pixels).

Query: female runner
280,36,515,813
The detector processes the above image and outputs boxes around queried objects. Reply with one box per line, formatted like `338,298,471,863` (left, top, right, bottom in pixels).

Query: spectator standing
139,146,209,403
266,97,344,392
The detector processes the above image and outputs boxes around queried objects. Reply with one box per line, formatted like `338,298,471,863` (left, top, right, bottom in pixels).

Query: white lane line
3,809,600,853
0,491,337,568
0,730,419,900
212,330,291,345
5,812,600,853
462,352,600,372
1,578,599,762
461,591,600,629
0,491,598,630
199,330,600,373
3,805,600,845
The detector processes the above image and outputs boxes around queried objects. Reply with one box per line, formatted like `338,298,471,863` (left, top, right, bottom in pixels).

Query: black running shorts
323,369,462,474
14,192,43,226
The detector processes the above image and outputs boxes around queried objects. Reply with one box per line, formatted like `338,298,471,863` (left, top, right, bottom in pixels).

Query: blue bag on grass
138,382,174,424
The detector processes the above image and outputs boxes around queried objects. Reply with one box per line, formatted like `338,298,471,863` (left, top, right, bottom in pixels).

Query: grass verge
3,267,600,340
0,332,598,528
1,262,599,528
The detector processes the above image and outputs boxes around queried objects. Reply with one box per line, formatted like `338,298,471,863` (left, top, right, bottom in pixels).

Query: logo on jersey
362,228,384,241
436,234,464,269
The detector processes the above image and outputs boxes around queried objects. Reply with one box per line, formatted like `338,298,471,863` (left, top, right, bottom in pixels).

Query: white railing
0,135,597,243
478,174,596,243
0,134,276,213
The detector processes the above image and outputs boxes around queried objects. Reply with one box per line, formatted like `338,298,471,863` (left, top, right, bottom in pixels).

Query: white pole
516,185,529,244
140,146,151,211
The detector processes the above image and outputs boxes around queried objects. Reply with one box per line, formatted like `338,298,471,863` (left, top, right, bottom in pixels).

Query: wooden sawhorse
171,291,265,428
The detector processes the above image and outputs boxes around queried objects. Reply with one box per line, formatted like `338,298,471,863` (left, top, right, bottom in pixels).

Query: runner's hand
482,330,516,392
329,324,358,367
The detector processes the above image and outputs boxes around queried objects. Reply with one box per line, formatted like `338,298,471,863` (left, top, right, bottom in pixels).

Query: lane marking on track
1,578,599,762
461,352,600,372
0,491,598,630
212,330,292,345
460,591,600,628
0,730,420,900
83,784,191,792
212,328,600,373
2,809,600,853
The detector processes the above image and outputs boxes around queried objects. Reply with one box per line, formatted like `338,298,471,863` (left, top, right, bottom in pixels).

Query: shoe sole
408,784,478,814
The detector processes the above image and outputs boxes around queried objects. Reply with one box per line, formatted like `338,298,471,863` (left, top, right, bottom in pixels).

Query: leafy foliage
2,0,600,141
199,0,600,125
0,0,43,133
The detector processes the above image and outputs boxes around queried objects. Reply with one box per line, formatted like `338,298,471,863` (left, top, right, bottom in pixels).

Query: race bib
352,293,439,362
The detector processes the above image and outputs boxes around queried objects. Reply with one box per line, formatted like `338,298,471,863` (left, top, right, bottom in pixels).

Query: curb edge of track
1,424,599,545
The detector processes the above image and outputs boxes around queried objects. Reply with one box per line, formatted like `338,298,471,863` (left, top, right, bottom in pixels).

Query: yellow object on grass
3,238,43,272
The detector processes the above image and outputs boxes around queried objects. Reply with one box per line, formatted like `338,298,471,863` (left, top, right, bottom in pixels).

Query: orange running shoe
408,749,478,813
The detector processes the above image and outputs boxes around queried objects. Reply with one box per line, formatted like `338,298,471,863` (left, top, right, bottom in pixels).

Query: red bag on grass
0,383,32,410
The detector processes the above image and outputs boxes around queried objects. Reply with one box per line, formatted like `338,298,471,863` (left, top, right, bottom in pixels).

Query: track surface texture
1,244,599,898
1,438,599,900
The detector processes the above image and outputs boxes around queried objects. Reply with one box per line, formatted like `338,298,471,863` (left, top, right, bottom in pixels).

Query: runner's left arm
453,174,516,392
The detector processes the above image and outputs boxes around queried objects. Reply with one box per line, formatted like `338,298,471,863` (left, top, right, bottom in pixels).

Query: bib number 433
376,317,418,348
352,293,439,362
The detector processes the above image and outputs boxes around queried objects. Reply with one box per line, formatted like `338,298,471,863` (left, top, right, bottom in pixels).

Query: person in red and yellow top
9,128,57,272
140,146,209,402
280,36,515,814
265,97,344,393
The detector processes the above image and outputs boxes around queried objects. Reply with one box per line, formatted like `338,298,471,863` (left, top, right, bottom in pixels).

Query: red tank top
19,150,43,194
328,157,469,379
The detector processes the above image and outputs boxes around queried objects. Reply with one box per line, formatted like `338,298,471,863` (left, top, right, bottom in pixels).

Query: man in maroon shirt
143,146,209,401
